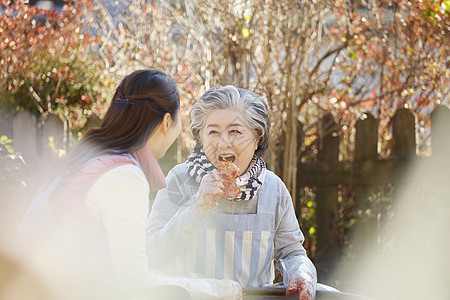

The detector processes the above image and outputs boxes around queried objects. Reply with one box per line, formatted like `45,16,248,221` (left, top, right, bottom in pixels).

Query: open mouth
218,154,235,163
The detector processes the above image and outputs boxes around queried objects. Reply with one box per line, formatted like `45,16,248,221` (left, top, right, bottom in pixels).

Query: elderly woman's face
200,109,258,175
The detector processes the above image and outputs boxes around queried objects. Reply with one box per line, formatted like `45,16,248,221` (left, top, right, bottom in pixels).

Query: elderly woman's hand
285,272,315,300
193,170,225,215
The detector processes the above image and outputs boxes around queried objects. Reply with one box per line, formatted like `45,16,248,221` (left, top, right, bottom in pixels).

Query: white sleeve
146,167,206,270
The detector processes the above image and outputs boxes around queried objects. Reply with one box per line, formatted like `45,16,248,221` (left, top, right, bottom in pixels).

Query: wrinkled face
200,109,258,175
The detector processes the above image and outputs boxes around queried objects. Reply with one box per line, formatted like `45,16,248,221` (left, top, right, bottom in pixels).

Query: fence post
13,111,39,167
354,113,378,161
41,114,66,171
389,108,419,264
352,113,379,258
429,105,450,203
315,113,340,277
431,105,450,158
392,108,417,159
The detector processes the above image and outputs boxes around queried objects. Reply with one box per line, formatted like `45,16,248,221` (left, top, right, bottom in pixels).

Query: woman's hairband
113,98,131,104
112,97,159,106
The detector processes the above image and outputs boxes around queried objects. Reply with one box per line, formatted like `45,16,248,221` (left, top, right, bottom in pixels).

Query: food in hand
217,161,241,212
217,161,241,198
194,161,241,215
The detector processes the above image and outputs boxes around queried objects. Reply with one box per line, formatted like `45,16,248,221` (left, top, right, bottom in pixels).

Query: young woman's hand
193,170,224,215
190,278,242,300
217,279,242,300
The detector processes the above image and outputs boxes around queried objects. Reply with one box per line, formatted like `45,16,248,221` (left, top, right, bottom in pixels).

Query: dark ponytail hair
60,69,180,176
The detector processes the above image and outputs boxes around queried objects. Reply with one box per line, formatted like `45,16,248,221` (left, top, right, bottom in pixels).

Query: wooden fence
0,112,68,182
298,105,450,280
0,111,104,180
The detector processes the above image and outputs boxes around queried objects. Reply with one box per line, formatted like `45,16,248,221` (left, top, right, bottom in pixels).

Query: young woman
15,71,241,300
146,86,317,300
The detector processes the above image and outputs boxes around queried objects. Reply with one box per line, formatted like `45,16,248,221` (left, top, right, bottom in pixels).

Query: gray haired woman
146,86,317,300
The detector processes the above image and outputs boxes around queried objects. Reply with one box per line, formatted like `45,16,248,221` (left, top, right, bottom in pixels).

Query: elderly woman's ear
254,134,260,151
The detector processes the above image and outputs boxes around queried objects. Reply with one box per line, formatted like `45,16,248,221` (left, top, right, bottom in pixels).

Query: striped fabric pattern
179,211,276,288
187,229,275,287
186,149,215,183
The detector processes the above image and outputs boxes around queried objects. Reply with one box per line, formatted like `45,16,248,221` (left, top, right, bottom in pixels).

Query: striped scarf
186,148,266,201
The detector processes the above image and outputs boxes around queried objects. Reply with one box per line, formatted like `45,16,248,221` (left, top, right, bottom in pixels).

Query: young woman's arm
87,164,242,299
146,164,206,270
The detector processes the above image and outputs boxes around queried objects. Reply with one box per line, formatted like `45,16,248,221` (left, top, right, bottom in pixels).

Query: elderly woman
146,86,317,300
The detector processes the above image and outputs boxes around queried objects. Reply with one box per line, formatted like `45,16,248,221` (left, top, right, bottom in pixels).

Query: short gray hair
190,85,270,157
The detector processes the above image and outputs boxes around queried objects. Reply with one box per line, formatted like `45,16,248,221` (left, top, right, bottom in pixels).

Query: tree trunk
282,96,298,204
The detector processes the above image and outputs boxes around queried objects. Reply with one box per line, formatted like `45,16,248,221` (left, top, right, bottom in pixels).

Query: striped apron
176,178,278,288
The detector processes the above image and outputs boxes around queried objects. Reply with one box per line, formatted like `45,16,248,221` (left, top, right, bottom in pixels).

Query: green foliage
0,135,26,199
298,187,317,258
0,0,114,134
335,185,394,260
0,135,13,154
